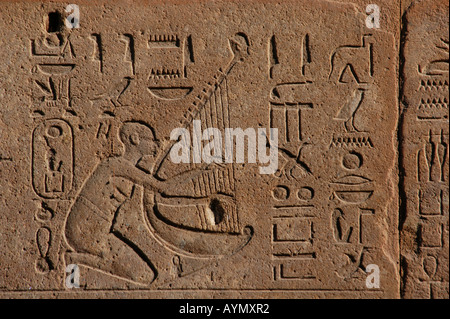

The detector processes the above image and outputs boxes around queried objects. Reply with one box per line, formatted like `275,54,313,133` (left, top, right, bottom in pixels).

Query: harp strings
188,78,240,233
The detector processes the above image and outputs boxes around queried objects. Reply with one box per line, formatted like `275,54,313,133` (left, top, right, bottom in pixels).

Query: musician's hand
229,33,249,61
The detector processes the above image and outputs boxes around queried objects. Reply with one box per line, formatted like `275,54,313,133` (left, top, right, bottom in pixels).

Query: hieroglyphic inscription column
401,0,449,299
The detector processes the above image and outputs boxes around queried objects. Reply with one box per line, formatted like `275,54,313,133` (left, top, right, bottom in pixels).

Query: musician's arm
160,168,210,198
111,159,165,192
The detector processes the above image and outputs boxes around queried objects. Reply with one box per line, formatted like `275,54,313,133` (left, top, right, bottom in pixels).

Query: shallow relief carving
0,0,402,296
400,0,449,299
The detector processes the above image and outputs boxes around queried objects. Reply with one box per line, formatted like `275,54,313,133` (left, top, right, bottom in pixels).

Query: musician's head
120,121,158,157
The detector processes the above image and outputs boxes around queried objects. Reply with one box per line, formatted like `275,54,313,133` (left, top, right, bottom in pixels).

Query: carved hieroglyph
400,0,449,299
0,0,420,298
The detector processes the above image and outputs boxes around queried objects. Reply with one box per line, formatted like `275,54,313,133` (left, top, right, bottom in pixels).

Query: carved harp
145,33,253,257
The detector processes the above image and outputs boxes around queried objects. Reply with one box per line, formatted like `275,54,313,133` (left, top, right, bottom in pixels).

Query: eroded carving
63,33,253,285
32,119,73,199
329,35,374,84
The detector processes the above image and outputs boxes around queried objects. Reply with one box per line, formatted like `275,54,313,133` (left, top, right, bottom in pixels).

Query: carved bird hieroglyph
335,89,367,133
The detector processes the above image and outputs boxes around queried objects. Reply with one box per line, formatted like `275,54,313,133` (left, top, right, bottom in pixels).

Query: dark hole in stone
209,199,225,225
47,11,63,33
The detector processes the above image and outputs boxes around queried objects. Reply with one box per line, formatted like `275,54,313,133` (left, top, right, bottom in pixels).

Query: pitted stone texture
0,0,401,298
400,0,449,299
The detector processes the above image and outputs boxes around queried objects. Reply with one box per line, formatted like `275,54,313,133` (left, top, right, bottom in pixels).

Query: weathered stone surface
400,0,449,299
0,0,444,299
